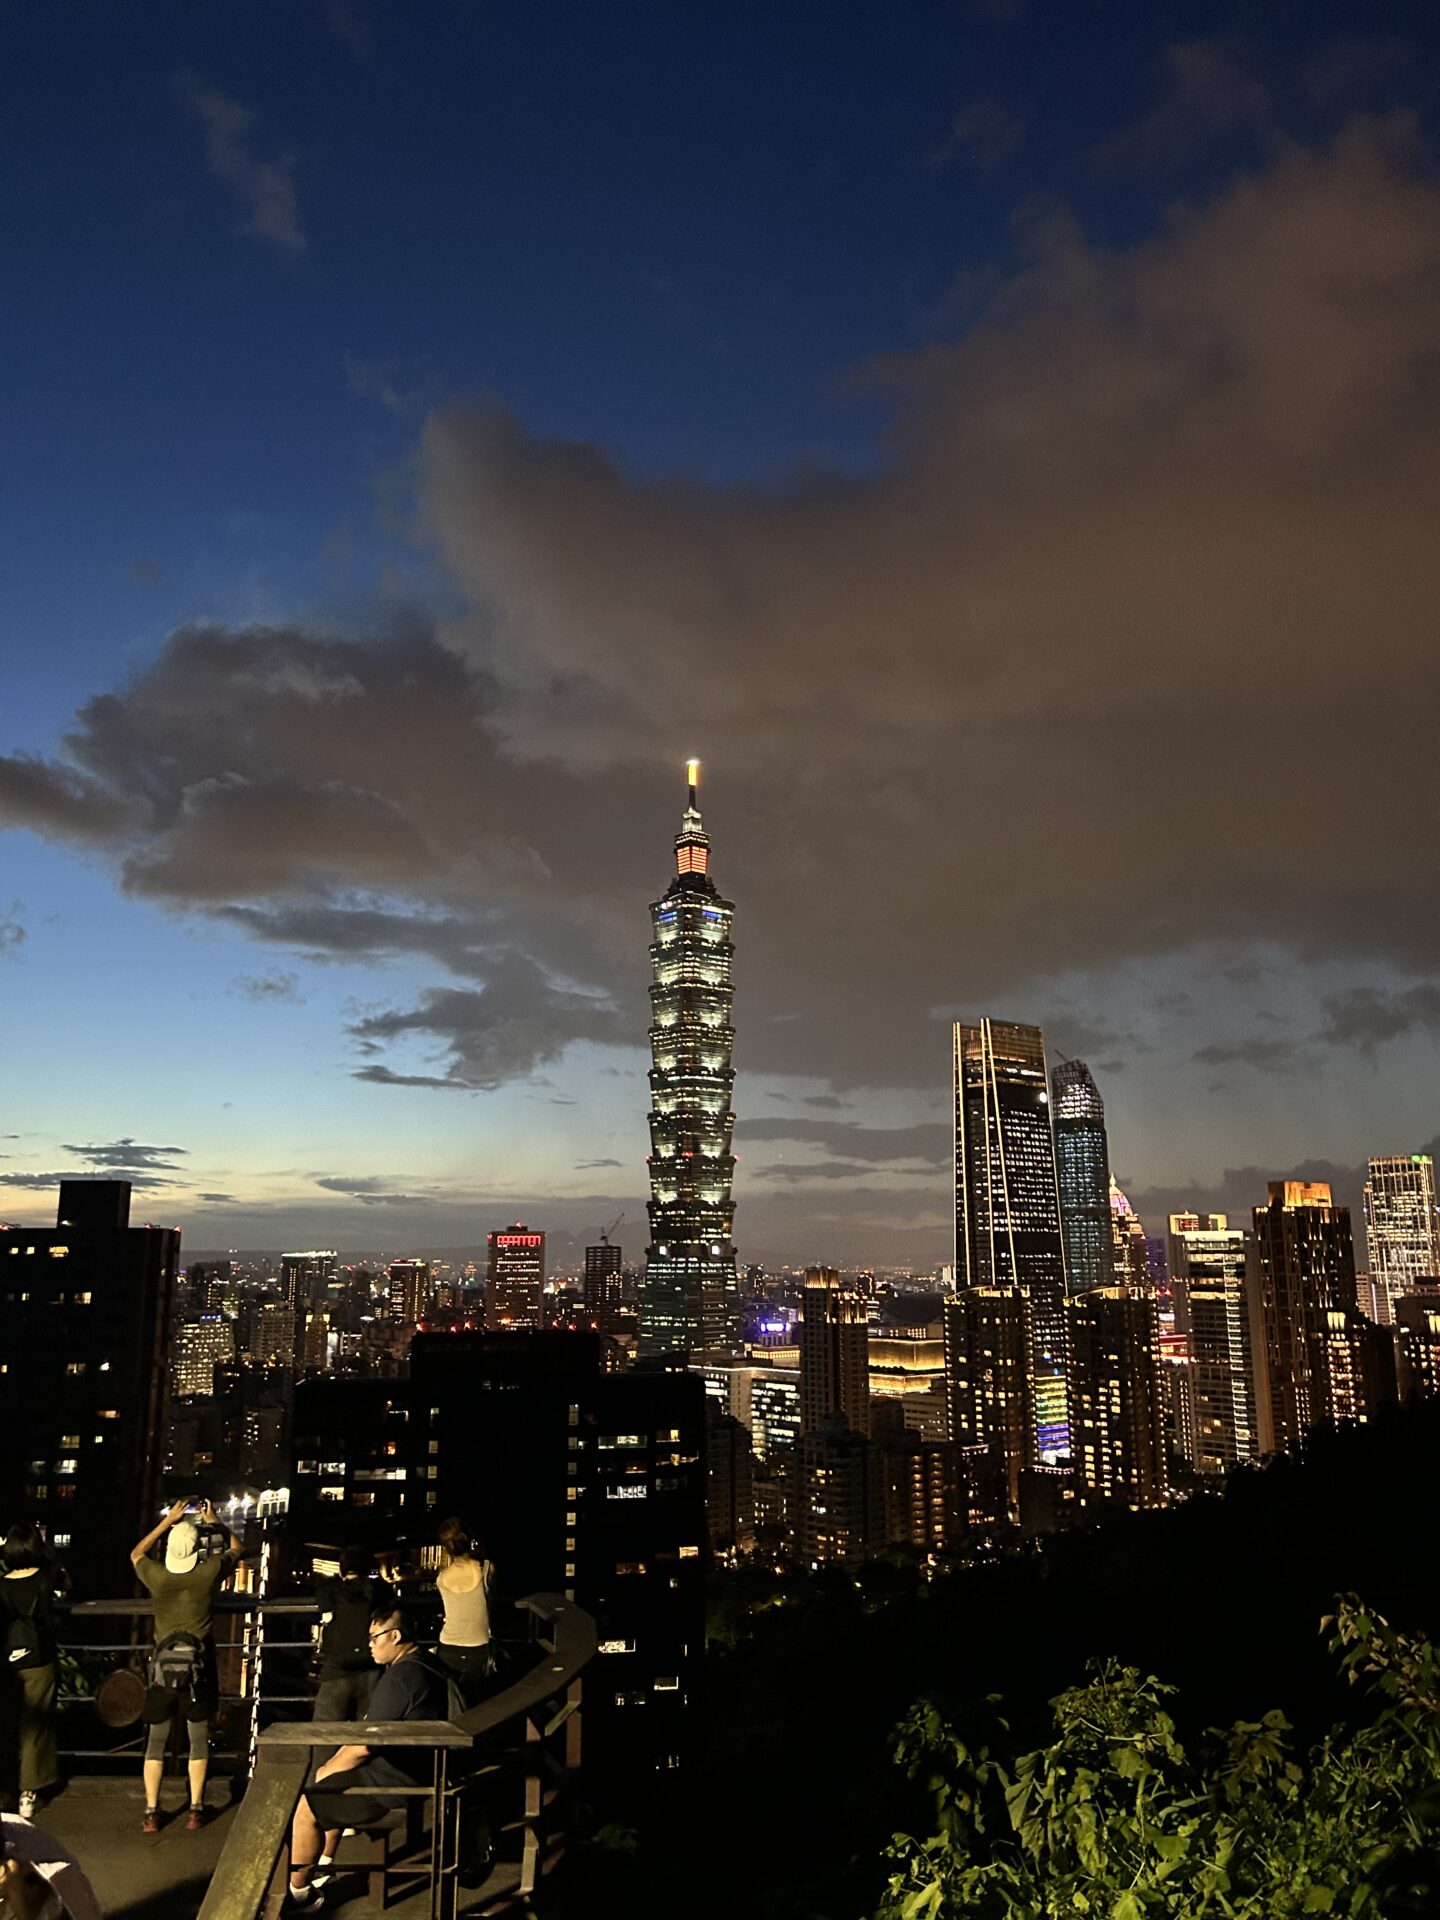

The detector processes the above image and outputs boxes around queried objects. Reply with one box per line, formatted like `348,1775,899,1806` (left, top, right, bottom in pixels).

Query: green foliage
876,1599,1440,1919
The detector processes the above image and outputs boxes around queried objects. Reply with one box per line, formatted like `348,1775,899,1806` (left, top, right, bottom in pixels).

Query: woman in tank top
435,1519,495,1706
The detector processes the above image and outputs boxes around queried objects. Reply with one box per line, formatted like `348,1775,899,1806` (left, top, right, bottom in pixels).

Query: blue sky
3,1,1439,1260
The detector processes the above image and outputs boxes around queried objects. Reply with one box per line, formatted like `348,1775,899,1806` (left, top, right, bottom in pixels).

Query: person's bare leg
142,1758,164,1810
188,1757,208,1806
290,1797,324,1886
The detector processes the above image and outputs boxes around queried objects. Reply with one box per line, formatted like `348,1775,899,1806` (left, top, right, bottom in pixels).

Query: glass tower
639,762,741,1361
1364,1155,1440,1324
953,1019,1070,1459
1051,1058,1113,1295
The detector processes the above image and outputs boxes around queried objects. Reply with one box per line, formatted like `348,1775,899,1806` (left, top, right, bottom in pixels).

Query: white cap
165,1521,199,1575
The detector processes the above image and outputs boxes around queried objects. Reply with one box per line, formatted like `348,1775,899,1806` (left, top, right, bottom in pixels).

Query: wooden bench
258,1719,472,1920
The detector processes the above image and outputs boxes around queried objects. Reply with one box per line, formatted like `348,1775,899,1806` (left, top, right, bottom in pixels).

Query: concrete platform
33,1779,519,1919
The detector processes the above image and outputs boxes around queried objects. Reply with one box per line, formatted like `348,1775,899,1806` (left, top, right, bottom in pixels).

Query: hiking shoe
186,1804,207,1831
142,1808,161,1835
287,1887,325,1911
18,1791,37,1821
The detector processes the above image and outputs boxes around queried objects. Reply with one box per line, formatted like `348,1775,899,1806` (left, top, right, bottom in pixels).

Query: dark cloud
229,970,305,1004
0,755,129,842
349,955,624,1091
176,75,305,258
313,1175,434,1206
801,1094,848,1110
1097,37,1272,170
1,1169,174,1192
197,1192,240,1204
574,1158,623,1170
60,1138,187,1173
0,907,24,955
2,127,1440,1119
1319,983,1440,1051
753,1158,938,1184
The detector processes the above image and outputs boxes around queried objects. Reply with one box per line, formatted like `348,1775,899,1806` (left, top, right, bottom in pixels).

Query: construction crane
597,1212,625,1245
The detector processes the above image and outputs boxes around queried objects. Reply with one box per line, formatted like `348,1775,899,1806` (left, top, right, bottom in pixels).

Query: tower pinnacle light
637,762,741,1360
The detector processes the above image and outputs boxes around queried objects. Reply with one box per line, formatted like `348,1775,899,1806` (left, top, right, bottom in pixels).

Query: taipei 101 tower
638,761,742,1361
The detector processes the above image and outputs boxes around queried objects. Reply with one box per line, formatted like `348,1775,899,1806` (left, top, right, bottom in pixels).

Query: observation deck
24,1589,596,1920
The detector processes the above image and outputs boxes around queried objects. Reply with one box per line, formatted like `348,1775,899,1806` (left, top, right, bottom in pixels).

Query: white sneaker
18,1791,37,1820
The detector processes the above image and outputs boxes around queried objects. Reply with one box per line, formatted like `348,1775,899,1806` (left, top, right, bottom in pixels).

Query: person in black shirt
312,1549,394,1723
0,1523,68,1822
287,1606,446,1905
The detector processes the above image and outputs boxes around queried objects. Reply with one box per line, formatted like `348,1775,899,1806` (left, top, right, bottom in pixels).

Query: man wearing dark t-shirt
288,1607,447,1904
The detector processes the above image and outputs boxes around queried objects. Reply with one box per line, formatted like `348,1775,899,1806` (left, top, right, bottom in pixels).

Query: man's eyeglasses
368,1627,400,1643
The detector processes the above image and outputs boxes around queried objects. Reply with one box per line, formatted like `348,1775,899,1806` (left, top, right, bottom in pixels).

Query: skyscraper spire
638,761,741,1361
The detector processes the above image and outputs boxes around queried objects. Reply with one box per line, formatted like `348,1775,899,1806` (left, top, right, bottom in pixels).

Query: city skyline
2,4,1439,1262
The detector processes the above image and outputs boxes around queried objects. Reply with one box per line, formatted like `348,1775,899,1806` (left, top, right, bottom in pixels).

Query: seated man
288,1605,447,1908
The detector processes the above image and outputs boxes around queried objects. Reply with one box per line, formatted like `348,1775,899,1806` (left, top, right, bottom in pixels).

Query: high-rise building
1109,1177,1150,1292
1051,1059,1113,1294
290,1331,707,1779
1319,1310,1397,1426
584,1239,625,1313
704,1401,755,1553
250,1300,298,1370
942,1286,1034,1516
871,1404,966,1552
280,1250,337,1315
1167,1212,1257,1475
1250,1181,1360,1455
1364,1155,1440,1325
799,1266,870,1435
1395,1292,1440,1401
485,1226,546,1331
0,1181,178,1594
953,1019,1069,1457
173,1312,235,1398
1066,1287,1168,1510
639,762,741,1362
388,1257,432,1325
791,1413,884,1568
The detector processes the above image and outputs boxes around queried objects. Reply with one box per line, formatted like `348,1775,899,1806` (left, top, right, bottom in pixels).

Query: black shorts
305,1755,418,1830
144,1642,218,1723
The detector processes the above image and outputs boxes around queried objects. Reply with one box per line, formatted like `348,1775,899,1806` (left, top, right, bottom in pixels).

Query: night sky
2,1,1437,1262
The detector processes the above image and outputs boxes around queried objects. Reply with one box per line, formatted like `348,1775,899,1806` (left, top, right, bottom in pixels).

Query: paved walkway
34,1780,517,1918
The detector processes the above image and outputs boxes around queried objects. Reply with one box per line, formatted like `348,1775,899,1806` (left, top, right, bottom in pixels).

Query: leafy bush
877,1598,1440,1918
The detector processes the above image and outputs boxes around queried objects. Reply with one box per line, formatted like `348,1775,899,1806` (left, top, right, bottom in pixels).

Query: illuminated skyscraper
1109,1177,1150,1291
388,1257,432,1325
639,761,741,1361
1051,1059,1113,1294
281,1250,337,1315
173,1312,235,1398
942,1286,1033,1515
1167,1212,1257,1474
1250,1181,1359,1454
485,1226,546,1330
953,1019,1069,1457
1364,1155,1440,1324
799,1266,870,1435
1066,1287,1168,1509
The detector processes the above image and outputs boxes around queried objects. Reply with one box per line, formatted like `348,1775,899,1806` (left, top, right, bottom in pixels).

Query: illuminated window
61,1434,79,1447
49,1246,68,1260
52,1533,71,1548
615,1561,646,1576
65,1362,85,1376
613,1691,646,1707
654,1677,679,1691
598,1638,636,1654
319,1486,344,1503
678,1545,700,1560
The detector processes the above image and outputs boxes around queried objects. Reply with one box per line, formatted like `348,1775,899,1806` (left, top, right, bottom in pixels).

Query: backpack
416,1655,468,1723
150,1630,205,1691
2,1582,43,1670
